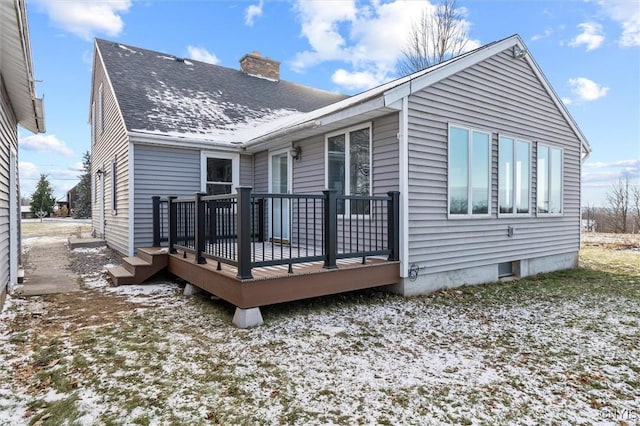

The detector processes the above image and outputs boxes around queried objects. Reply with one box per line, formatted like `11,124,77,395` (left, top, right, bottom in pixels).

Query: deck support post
194,192,206,264
387,191,400,261
232,307,263,328
152,196,161,247
323,189,338,269
236,186,253,280
167,196,178,254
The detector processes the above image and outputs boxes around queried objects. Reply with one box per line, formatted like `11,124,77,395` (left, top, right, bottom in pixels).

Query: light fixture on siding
290,145,301,160
512,46,527,60
96,169,104,177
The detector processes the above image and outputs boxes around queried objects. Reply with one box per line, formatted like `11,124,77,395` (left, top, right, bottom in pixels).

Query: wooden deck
165,248,400,309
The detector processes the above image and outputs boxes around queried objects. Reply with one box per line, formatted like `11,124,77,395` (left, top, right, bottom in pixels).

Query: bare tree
397,0,469,76
633,184,640,234
606,176,630,233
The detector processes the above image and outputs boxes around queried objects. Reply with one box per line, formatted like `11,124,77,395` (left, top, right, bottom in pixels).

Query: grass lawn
0,234,638,425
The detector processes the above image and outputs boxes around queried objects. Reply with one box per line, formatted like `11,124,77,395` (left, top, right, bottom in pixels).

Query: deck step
108,266,136,286
107,247,169,286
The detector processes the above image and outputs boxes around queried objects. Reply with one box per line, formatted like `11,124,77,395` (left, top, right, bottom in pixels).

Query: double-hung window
326,125,371,215
499,136,531,214
537,144,563,214
448,125,491,216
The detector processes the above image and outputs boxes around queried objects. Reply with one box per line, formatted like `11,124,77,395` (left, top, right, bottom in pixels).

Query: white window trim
536,143,564,217
324,122,372,218
110,159,117,215
447,123,492,219
98,83,104,134
498,134,532,217
200,151,240,194
91,101,95,145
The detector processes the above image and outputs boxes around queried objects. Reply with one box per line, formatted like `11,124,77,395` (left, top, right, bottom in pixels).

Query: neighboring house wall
133,144,201,250
90,52,130,255
0,79,18,308
240,154,253,187
403,49,581,294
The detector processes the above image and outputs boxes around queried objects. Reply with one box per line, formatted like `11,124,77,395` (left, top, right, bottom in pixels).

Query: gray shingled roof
96,39,348,143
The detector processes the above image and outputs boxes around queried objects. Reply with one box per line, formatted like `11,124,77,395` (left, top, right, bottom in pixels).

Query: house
20,205,31,219
91,35,590,326
0,0,45,310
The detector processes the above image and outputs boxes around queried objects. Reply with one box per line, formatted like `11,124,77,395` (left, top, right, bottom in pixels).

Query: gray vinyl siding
0,79,17,300
292,113,400,195
133,144,200,250
253,151,268,193
253,114,399,249
406,49,581,273
90,52,130,255
240,154,253,187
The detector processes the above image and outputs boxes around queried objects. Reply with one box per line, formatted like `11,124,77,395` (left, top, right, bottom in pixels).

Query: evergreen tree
30,174,56,218
75,151,92,218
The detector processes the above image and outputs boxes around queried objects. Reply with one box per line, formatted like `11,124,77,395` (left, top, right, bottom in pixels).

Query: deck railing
152,187,400,280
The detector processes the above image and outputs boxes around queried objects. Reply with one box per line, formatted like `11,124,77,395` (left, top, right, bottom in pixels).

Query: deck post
152,196,161,247
323,189,337,269
387,191,400,261
236,186,253,280
194,192,206,264
167,196,178,254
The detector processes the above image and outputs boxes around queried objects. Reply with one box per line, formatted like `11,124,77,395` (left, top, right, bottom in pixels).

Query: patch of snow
157,55,175,60
83,276,108,289
72,247,105,254
183,60,193,66
118,44,137,54
134,82,306,145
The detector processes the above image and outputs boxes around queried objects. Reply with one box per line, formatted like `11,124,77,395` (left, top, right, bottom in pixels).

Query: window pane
449,127,469,214
349,128,370,215
207,158,232,183
549,148,562,213
537,145,549,213
206,183,232,195
472,132,489,214
499,137,514,214
328,134,346,214
515,141,530,213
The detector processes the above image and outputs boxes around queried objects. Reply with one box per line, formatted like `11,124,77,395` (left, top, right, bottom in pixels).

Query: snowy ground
0,228,638,425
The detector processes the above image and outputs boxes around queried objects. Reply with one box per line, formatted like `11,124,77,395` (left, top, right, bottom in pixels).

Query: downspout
399,96,410,278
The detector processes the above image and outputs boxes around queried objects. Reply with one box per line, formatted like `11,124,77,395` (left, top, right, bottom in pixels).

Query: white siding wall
0,79,17,308
90,53,130,255
406,49,581,273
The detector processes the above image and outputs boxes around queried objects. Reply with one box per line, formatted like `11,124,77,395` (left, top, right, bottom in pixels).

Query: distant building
20,206,32,219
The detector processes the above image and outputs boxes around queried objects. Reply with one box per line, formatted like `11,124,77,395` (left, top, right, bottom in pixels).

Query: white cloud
568,77,609,102
186,46,220,65
569,22,605,51
582,158,640,187
597,0,640,47
20,134,73,157
561,97,572,105
245,0,264,26
33,0,132,40
331,69,387,91
531,28,553,42
291,0,480,91
19,162,40,180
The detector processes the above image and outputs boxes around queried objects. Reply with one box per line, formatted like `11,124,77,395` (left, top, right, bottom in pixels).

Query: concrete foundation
393,251,579,296
232,307,264,328
68,237,106,249
183,283,203,296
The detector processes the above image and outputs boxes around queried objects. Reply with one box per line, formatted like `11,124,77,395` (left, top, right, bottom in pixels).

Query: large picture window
448,125,490,216
499,136,530,214
537,144,563,214
326,125,371,214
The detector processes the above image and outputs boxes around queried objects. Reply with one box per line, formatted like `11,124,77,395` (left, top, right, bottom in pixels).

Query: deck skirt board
166,249,400,308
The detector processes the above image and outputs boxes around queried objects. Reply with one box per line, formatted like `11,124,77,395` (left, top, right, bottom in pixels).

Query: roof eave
1,0,45,134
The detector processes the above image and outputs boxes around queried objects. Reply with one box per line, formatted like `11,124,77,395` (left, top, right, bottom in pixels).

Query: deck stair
108,247,169,285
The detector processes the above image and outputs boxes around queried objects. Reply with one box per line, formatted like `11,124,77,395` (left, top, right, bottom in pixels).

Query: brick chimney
239,51,280,81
